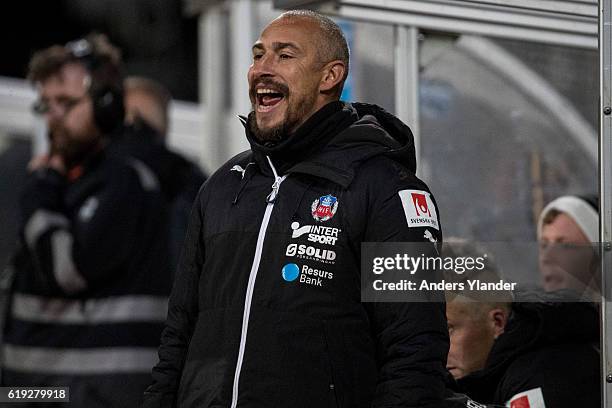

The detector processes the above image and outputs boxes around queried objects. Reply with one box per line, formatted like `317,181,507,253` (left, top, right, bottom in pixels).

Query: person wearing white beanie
537,195,599,297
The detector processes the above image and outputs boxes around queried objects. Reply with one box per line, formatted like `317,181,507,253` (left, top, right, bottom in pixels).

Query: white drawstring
266,156,285,202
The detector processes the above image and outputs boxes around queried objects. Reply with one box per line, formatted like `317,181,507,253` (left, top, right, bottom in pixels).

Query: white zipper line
230,157,284,408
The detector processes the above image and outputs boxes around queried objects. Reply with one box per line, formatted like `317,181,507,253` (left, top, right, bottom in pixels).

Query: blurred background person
123,76,206,271
537,195,600,300
444,240,600,407
124,76,171,138
1,34,173,408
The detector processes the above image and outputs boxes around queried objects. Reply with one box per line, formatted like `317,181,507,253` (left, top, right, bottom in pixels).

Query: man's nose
250,54,276,78
45,106,66,128
46,107,63,127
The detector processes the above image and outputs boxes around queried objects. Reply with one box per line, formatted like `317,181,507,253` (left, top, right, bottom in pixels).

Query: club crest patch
311,194,338,222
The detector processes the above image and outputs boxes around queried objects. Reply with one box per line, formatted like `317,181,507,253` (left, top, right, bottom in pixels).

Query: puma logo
424,229,437,243
230,163,254,179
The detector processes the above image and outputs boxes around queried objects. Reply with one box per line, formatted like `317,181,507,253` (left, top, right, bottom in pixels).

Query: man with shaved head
143,10,448,408
248,10,350,142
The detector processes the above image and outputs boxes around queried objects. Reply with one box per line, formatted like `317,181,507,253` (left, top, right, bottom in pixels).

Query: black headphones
64,38,125,134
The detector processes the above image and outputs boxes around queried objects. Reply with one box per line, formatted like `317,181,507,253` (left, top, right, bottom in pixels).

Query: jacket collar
240,101,416,188
242,101,363,187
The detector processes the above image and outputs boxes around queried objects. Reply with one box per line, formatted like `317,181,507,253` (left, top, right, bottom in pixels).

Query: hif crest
311,194,339,222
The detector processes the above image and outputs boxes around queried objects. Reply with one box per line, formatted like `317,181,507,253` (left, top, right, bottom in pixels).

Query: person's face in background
539,213,596,293
38,63,101,164
446,300,506,379
124,89,166,136
247,17,336,142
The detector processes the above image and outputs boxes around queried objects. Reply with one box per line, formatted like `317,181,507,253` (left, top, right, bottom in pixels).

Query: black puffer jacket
143,101,449,408
455,290,600,407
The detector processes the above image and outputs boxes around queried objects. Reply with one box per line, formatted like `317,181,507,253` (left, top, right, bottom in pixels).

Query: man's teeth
257,88,280,95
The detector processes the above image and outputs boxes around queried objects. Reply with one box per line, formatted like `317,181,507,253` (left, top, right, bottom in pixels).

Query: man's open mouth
256,87,285,113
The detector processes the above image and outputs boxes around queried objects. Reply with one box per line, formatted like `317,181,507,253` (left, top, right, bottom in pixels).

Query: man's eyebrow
272,42,300,52
251,42,301,53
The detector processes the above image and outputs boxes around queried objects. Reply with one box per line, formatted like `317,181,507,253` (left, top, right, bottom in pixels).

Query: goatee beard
247,88,317,144
248,114,291,144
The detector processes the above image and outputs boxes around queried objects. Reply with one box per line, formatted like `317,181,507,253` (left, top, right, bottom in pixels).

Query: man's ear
489,308,509,339
319,61,346,94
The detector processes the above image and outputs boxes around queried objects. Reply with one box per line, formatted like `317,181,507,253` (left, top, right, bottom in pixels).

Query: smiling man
143,10,448,408
248,13,348,142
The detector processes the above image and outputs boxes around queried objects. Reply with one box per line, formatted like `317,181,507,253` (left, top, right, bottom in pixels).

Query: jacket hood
347,102,417,172
242,101,416,187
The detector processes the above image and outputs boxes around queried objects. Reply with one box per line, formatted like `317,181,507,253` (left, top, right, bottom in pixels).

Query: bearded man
143,10,448,408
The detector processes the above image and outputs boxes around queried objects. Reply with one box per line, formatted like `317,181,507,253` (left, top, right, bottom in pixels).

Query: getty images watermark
369,252,516,291
361,241,602,302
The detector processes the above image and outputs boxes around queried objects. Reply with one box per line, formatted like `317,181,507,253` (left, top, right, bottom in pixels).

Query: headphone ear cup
90,85,125,134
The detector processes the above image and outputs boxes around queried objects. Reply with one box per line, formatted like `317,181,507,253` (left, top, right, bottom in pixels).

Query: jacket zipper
230,156,285,408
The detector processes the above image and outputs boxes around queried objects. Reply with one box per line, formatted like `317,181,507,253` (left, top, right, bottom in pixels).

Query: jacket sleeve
19,161,151,294
141,188,205,408
361,171,449,408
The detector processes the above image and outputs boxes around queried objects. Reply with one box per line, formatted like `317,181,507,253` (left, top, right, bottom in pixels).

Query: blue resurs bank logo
282,263,300,282
281,263,334,287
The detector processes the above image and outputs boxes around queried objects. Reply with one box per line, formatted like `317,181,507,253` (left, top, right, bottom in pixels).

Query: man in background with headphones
2,34,173,407
29,35,125,174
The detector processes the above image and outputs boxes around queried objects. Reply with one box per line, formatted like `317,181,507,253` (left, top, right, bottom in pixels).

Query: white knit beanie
537,195,599,243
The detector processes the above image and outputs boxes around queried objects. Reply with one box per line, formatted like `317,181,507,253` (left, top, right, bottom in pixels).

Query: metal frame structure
394,25,420,173
601,1,612,406
277,0,598,48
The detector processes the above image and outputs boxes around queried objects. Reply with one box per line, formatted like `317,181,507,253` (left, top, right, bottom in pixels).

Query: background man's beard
51,128,101,167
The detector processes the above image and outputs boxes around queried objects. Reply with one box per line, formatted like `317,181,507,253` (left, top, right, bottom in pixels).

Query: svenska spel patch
398,190,439,230
507,387,546,408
